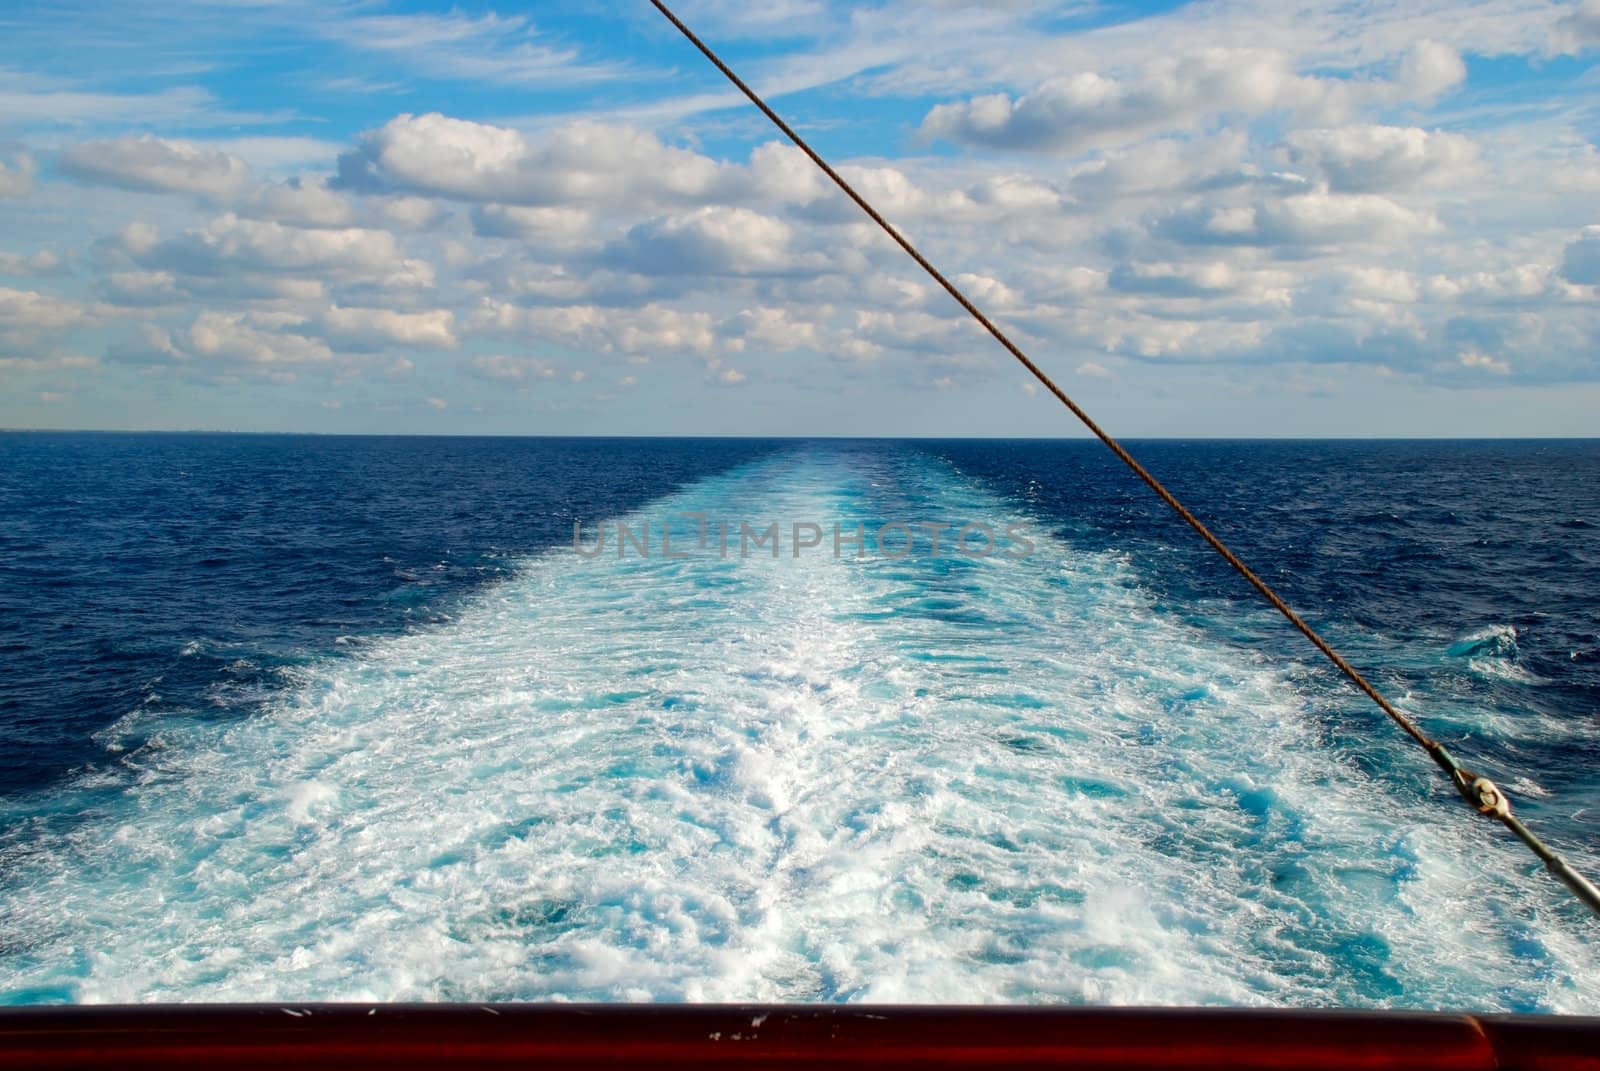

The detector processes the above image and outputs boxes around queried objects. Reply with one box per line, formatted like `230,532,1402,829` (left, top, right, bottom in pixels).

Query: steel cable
648,0,1600,919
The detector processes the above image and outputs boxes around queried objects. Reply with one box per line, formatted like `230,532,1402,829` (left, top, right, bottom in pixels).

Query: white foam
1,447,1596,1009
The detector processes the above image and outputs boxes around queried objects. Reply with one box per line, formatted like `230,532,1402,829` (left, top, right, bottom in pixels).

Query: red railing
1,1004,1597,1070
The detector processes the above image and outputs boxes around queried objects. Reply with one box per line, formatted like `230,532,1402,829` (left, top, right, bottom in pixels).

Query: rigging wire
649,0,1600,920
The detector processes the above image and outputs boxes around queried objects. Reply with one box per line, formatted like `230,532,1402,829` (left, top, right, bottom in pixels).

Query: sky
1,0,1598,437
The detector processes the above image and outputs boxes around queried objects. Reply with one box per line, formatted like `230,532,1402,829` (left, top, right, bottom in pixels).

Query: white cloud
722,306,822,353
185,312,332,366
101,270,181,306
920,49,1352,154
242,178,355,228
1556,0,1600,49
954,271,1024,308
1458,348,1511,374
853,308,983,354
919,39,1467,156
1065,131,1257,204
471,300,716,357
0,285,93,330
0,249,59,276
117,221,161,257
1393,40,1468,101
1157,189,1435,248
140,214,432,290
2,3,1596,418
371,195,447,231
835,338,884,362
59,135,250,199
465,354,558,385
1284,125,1478,192
607,206,803,276
748,142,831,205
1424,263,1579,305
471,204,594,249
57,136,362,230
1109,261,1248,297
336,115,726,208
320,306,457,350
1340,266,1420,304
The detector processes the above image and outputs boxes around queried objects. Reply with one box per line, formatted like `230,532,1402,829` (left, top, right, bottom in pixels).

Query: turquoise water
0,437,1596,1007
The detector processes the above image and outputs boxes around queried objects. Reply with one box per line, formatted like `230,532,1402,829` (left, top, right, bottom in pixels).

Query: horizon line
3,428,1597,443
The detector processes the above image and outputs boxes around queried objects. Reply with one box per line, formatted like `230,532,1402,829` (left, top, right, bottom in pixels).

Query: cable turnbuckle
1454,770,1512,819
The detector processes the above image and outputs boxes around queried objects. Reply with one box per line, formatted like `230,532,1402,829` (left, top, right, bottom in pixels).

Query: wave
0,446,1594,1010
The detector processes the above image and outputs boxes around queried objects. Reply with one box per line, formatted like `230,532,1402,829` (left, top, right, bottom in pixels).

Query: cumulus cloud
116,221,161,257
1424,264,1581,306
1556,0,1600,49
100,269,181,306
137,214,432,290
186,311,332,366
470,300,716,357
920,49,1348,154
722,306,822,353
953,271,1024,308
471,204,594,249
1064,132,1256,204
371,195,447,231
241,177,355,228
1108,260,1251,297
59,135,250,198
465,354,558,385
336,114,726,207
54,135,365,232
320,306,457,350
0,285,94,330
606,206,803,276
5,8,1596,414
1283,125,1478,193
1457,348,1511,374
1156,189,1435,249
919,42,1466,155
852,308,985,354
0,249,60,276
1393,40,1468,102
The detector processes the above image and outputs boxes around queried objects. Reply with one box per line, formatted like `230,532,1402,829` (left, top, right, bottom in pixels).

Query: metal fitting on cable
1470,776,1511,819
1452,766,1511,819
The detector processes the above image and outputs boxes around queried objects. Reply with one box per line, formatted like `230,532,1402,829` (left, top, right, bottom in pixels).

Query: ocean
0,433,1595,1009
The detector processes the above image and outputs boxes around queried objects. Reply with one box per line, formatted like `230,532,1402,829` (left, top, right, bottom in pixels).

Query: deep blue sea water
0,433,1596,1008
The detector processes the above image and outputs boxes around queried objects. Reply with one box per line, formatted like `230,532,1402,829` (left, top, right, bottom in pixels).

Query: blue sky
1,0,1598,436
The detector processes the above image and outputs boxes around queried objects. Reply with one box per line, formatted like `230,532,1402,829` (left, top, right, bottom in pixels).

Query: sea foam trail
0,444,1595,1008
